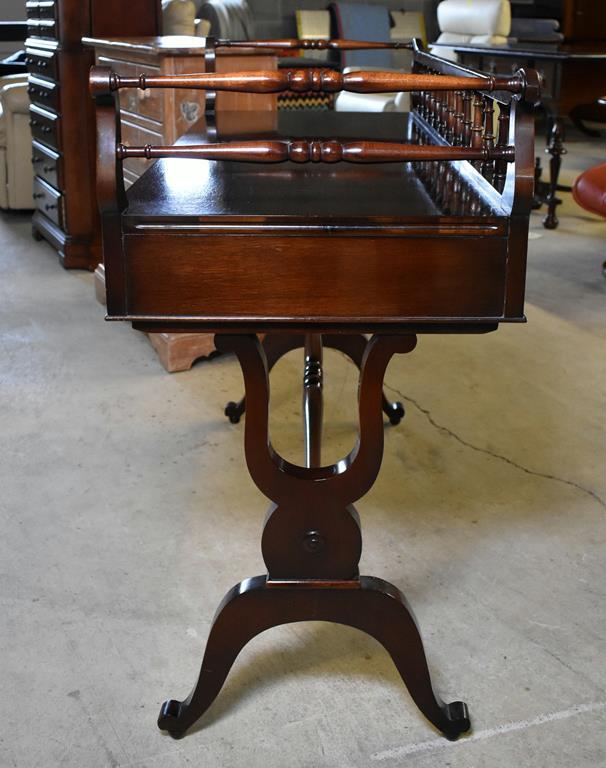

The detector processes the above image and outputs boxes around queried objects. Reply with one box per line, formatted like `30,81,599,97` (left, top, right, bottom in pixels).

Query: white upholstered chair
0,74,34,210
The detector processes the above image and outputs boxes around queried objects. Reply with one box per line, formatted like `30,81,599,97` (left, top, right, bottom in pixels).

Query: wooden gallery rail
91,38,540,741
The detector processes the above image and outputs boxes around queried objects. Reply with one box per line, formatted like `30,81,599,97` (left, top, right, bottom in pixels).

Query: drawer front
98,56,164,123
28,75,59,112
120,119,163,179
123,234,508,321
33,176,63,227
26,1,57,19
29,104,60,150
27,18,58,41
31,140,62,189
26,46,58,80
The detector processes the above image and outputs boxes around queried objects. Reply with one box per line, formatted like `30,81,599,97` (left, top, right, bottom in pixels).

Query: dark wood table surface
125,110,496,223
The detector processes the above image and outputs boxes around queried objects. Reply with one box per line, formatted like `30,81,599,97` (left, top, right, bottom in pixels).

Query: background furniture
0,21,27,74
86,35,278,372
26,0,162,270
572,161,606,275
85,36,277,187
212,0,441,43
92,38,538,738
440,40,606,228
0,73,33,210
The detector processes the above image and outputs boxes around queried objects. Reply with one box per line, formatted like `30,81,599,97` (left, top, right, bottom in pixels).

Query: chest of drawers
85,37,277,187
27,0,161,269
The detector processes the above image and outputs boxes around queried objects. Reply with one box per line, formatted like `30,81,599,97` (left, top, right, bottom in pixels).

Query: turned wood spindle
453,91,464,147
439,91,449,137
470,93,484,169
303,334,323,468
471,93,484,149
462,91,473,147
429,90,438,129
493,105,510,192
445,90,456,144
481,96,496,180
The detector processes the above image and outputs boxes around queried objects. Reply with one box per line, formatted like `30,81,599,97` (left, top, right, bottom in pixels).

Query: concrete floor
1,136,605,768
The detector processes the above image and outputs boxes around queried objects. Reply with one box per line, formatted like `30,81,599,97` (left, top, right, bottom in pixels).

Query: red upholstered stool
573,162,606,218
572,162,606,275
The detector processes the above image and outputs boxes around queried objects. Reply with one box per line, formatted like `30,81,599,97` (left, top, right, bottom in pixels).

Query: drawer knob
44,203,57,211
43,165,54,173
33,192,44,199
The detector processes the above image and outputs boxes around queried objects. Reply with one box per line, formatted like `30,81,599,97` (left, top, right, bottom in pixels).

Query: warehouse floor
1,136,605,767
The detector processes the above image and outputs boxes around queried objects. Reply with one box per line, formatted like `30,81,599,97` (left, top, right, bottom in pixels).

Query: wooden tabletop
123,111,499,227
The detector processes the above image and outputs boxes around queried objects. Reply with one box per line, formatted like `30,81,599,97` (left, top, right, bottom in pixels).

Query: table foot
157,575,471,740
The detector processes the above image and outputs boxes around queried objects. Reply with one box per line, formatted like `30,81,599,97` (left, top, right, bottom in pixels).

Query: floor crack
384,383,606,510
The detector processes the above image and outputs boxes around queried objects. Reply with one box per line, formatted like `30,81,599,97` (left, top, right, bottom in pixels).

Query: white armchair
0,74,34,210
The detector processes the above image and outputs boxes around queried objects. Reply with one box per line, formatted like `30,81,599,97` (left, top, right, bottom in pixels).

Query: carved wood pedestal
157,333,471,740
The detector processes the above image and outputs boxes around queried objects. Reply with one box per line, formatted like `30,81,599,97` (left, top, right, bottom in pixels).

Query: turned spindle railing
116,140,515,165
409,42,540,202
97,67,529,97
91,38,539,217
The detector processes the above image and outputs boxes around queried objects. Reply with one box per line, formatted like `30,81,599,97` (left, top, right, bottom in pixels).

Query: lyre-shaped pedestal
225,333,405,426
157,334,470,740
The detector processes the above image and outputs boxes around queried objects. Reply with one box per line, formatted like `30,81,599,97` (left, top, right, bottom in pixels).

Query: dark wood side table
92,39,538,740
435,40,606,229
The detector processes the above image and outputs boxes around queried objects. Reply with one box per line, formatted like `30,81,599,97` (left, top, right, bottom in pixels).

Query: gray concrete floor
1,137,605,767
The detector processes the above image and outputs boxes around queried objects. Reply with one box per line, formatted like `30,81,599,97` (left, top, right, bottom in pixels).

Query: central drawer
121,232,509,321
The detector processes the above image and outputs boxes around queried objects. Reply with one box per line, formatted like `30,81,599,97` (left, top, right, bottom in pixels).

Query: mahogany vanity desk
91,39,539,741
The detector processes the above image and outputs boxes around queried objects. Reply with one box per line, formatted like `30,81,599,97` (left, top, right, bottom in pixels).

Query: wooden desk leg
158,334,470,741
225,334,404,426
543,118,567,230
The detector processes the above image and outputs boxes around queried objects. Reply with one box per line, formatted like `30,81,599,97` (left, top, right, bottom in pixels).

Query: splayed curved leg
158,575,470,739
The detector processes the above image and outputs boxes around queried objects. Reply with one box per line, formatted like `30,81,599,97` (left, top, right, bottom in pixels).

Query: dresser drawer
27,18,58,41
98,56,164,123
28,75,59,112
120,119,163,178
26,1,58,20
26,46,58,80
33,176,63,228
29,104,60,150
31,140,62,189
